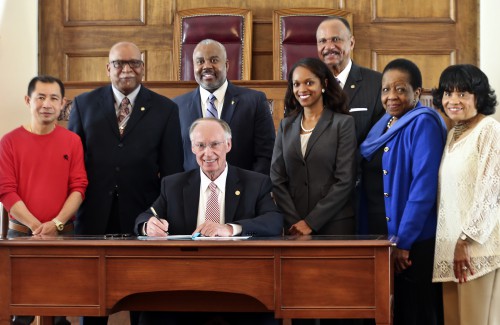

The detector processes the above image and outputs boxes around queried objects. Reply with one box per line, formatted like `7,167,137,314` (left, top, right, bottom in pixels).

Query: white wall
0,0,37,136
480,0,500,120
0,0,498,138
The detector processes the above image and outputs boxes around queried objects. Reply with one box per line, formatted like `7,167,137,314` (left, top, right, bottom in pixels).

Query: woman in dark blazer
271,57,357,235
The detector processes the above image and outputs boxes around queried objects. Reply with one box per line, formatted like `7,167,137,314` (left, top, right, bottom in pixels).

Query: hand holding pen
146,207,169,237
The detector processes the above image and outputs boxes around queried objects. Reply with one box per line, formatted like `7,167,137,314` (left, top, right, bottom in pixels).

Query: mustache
322,49,340,57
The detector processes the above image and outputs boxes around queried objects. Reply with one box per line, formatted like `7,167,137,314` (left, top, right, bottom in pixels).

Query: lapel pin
350,85,355,89
235,190,240,196
140,107,145,111
231,100,235,105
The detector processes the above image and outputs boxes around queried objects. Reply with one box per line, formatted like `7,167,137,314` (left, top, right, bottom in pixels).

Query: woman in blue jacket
360,58,447,325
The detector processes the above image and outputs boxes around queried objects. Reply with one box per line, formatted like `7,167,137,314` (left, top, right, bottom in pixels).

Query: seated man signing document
135,118,283,238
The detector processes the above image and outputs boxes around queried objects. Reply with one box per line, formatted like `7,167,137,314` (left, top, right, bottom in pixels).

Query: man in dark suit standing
69,41,183,237
69,41,184,324
317,17,384,144
135,118,282,325
173,39,275,175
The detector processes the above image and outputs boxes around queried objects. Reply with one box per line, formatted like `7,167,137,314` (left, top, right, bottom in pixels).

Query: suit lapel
291,113,304,160
102,87,121,137
304,109,333,159
183,170,201,232
344,63,362,107
224,166,241,223
190,89,203,119
220,82,239,124
122,86,151,138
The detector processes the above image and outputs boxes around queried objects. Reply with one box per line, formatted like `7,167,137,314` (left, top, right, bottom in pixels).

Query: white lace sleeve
465,121,500,244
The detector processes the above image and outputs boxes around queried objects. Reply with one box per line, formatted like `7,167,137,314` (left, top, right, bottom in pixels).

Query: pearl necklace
386,116,398,129
300,117,315,133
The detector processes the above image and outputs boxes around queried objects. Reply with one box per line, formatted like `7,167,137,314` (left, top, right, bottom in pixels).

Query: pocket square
349,107,368,112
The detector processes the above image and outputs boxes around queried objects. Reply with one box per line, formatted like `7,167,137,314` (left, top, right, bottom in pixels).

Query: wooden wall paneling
39,0,65,78
372,0,455,22
65,52,110,82
373,50,456,89
455,0,478,64
39,0,478,85
63,0,146,26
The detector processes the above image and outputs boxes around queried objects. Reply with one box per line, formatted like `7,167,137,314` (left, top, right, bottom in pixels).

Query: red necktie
205,182,220,223
117,97,130,135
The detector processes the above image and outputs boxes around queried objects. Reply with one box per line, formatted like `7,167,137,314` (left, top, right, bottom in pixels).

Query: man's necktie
206,94,218,119
205,182,220,223
117,97,130,135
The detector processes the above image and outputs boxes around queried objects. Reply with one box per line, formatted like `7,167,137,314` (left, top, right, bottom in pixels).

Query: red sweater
0,126,88,222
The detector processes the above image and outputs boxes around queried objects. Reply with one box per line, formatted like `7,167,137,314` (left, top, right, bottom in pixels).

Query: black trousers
393,238,444,325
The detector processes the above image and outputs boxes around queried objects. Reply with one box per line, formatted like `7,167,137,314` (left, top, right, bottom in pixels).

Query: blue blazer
360,104,447,249
135,165,283,237
173,81,276,175
68,85,184,234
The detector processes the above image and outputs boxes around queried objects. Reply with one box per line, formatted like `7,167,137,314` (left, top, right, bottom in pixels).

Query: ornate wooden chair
272,8,353,80
173,7,252,81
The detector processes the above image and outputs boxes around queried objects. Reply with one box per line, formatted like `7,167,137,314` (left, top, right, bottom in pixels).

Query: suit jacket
270,109,357,235
135,165,283,236
344,62,384,144
68,85,184,235
173,81,276,175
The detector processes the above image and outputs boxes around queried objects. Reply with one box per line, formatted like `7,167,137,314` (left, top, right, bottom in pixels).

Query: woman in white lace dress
432,64,500,325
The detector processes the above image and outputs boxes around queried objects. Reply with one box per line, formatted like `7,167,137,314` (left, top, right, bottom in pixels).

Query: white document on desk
137,235,193,240
193,236,251,241
137,235,251,240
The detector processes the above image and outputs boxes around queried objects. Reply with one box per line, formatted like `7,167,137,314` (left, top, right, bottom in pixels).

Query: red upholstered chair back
173,8,252,81
273,8,353,80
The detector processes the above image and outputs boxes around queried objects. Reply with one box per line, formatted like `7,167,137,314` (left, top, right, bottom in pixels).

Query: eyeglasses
192,141,225,152
109,60,144,69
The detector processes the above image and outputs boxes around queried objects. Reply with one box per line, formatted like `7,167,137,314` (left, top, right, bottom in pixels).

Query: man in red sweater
0,75,87,325
0,75,88,237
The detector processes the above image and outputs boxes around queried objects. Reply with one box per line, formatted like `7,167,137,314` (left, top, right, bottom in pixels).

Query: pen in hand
150,207,169,235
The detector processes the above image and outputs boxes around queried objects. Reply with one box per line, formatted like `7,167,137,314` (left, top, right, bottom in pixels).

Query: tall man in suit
173,39,276,175
69,41,183,237
135,118,282,324
68,41,184,325
316,16,384,144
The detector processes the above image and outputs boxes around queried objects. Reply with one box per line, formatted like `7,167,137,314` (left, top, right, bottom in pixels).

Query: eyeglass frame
192,141,226,152
109,60,144,69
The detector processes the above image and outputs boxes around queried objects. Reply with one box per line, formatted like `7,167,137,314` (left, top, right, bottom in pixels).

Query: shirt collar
335,59,352,89
111,84,141,106
199,163,228,194
199,79,228,105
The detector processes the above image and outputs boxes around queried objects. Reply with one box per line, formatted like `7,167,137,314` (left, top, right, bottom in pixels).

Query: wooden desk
0,236,393,325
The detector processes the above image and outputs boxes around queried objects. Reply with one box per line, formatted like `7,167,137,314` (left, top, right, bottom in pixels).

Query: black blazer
173,81,276,175
135,165,283,237
271,109,357,235
68,85,184,234
344,62,384,144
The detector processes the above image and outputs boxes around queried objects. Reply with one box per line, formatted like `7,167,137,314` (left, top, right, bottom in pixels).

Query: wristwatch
52,218,64,232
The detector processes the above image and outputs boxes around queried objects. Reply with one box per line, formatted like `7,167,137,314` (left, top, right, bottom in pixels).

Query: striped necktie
206,94,218,118
205,182,220,223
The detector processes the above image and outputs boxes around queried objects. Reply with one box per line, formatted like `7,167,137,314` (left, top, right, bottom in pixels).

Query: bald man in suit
173,39,275,175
